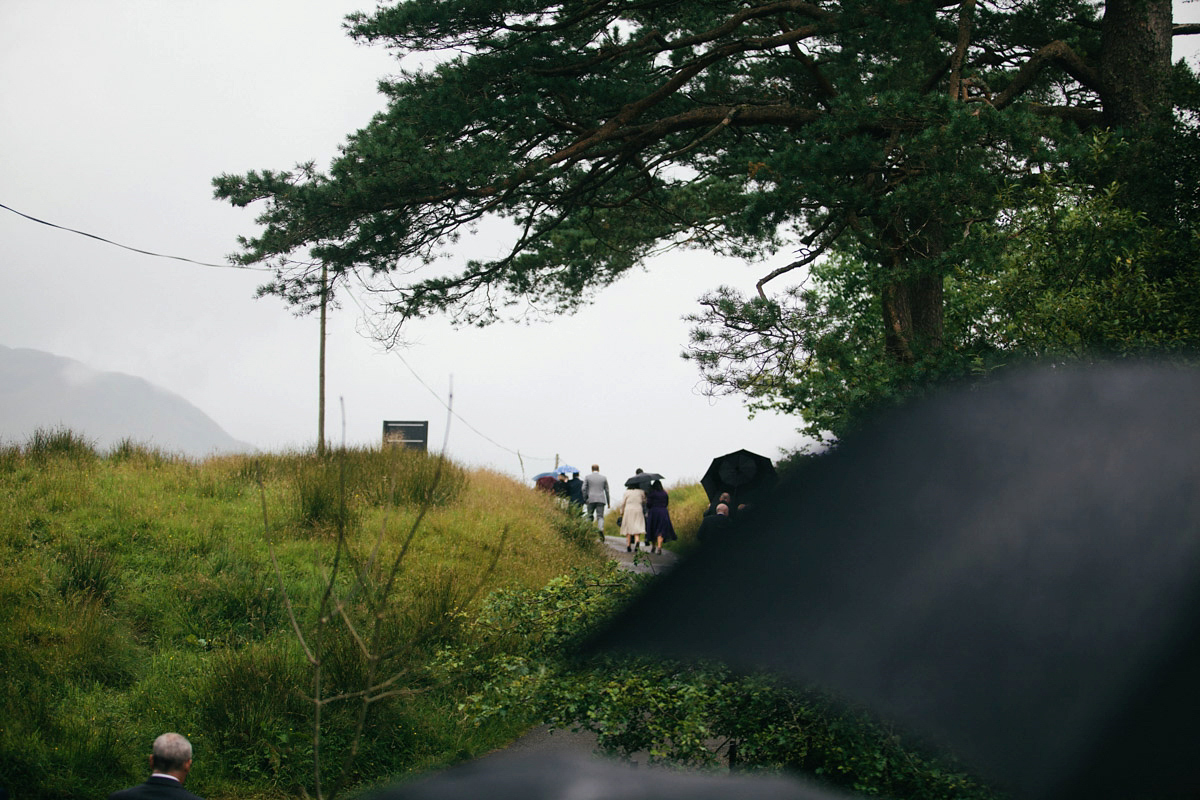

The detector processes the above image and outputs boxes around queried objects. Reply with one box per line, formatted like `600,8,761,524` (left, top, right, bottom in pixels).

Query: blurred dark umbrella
367,751,854,800
625,471,663,489
700,449,777,504
591,362,1200,800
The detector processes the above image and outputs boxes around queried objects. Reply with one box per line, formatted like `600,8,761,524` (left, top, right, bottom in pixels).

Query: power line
0,200,265,271
2,197,552,467
343,288,555,464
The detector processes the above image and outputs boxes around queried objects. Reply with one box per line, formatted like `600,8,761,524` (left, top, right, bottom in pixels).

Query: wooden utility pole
317,262,328,456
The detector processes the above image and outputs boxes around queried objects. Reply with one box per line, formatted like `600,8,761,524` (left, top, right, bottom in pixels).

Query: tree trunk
882,271,945,365
1100,0,1173,130
1100,0,1175,237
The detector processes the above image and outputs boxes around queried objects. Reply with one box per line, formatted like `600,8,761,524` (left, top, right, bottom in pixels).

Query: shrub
25,427,98,463
0,441,21,472
57,545,119,604
551,506,604,550
107,438,176,467
194,642,310,784
446,566,1000,800
352,447,467,508
294,457,359,531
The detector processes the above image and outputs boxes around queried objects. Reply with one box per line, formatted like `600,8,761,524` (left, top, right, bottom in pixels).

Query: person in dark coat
645,480,677,554
696,503,733,544
109,733,204,800
566,471,585,509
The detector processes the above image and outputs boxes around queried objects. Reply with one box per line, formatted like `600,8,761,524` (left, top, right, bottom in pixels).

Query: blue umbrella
555,465,581,475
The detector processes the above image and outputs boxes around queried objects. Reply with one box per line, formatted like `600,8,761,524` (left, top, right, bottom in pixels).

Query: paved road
599,533,681,574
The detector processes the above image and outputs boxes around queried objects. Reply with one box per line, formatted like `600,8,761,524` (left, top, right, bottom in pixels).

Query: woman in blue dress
644,480,677,554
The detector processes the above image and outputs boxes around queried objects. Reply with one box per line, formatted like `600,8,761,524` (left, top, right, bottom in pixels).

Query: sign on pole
382,420,429,451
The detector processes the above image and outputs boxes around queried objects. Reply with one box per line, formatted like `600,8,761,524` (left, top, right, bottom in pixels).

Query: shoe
626,545,632,552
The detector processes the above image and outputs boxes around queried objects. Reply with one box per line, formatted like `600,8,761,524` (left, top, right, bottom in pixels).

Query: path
599,532,681,574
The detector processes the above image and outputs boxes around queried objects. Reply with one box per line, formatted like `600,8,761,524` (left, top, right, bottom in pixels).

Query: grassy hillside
0,430,606,800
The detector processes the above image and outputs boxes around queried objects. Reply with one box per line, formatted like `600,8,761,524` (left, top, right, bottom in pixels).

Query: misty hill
0,344,253,457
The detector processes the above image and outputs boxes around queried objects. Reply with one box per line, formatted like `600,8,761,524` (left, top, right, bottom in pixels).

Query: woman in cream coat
618,486,647,552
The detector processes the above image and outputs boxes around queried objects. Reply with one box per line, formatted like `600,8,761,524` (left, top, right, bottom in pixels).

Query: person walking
645,479,677,554
618,484,647,552
109,733,204,800
582,464,610,540
566,471,584,509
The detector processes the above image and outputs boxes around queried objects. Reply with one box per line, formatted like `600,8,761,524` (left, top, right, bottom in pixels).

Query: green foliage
686,125,1200,440
440,564,998,800
213,0,1131,327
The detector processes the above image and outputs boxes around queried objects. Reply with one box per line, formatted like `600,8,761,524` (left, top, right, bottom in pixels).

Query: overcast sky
5,3,1197,486
0,0,823,484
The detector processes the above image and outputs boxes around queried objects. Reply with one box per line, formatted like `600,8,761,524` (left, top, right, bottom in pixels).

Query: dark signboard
382,420,429,451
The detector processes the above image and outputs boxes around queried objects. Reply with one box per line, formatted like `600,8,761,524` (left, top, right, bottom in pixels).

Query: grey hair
151,733,192,772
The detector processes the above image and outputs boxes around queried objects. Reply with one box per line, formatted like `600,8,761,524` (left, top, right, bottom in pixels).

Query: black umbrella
367,750,854,800
700,449,777,504
591,362,1200,800
624,471,663,489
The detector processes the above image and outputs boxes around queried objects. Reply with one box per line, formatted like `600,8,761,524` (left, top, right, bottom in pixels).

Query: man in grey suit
582,464,610,540
109,733,204,800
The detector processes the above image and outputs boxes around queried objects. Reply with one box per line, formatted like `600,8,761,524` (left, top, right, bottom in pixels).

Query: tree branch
993,40,1101,110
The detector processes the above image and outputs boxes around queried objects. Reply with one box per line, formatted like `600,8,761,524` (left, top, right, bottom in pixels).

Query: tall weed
0,441,21,472
294,457,358,530
57,545,119,604
52,598,143,688
26,426,98,463
107,437,177,467
194,642,309,784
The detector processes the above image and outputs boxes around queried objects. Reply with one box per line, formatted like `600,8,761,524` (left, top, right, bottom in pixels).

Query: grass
0,431,611,800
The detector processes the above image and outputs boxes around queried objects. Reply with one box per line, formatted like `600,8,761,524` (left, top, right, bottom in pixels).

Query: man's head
715,503,730,517
573,472,580,478
151,732,193,778
591,464,599,472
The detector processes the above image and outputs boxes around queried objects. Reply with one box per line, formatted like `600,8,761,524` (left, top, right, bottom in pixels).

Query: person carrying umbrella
644,479,677,554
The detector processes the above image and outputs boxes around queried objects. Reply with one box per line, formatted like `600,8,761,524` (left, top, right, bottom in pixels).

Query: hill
0,441,605,799
0,344,251,456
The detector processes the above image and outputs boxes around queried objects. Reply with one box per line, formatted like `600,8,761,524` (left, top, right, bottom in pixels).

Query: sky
5,3,1198,487
0,0,816,485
